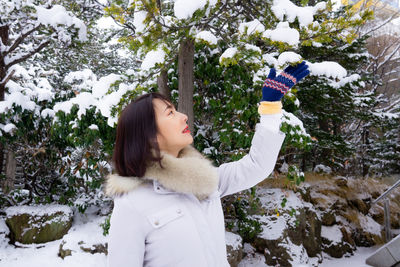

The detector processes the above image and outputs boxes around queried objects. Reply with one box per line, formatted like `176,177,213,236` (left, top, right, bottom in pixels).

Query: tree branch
3,25,41,57
5,40,50,69
361,11,400,37
0,69,15,88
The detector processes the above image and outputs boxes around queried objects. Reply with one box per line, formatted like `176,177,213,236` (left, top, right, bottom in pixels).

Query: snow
321,225,343,244
329,74,360,89
239,244,378,266
277,51,302,66
133,11,147,32
263,22,300,46
35,5,87,41
225,231,242,250
238,243,269,267
196,31,218,45
32,86,53,102
245,44,261,53
57,70,133,127
88,124,99,131
53,92,96,119
5,205,73,217
92,74,121,99
174,0,208,19
239,19,265,35
262,53,279,66
0,202,383,267
219,47,238,63
0,206,107,267
358,215,381,235
314,164,332,174
3,123,16,133
281,238,309,265
41,108,55,118
307,61,347,79
256,214,287,240
282,110,310,137
320,247,378,267
0,91,36,113
271,0,326,27
64,69,97,85
96,17,121,30
9,65,31,80
141,48,166,71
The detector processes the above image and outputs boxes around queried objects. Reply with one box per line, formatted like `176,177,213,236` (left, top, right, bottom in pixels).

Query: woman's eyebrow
163,103,174,113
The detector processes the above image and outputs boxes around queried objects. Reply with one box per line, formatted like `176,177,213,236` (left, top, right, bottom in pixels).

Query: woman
105,62,309,266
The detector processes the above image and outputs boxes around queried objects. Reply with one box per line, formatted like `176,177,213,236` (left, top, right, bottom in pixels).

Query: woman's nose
180,112,188,122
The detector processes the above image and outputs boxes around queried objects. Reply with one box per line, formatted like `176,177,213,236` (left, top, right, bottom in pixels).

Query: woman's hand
262,61,310,102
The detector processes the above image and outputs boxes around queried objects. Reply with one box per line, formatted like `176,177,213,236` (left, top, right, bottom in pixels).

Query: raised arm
218,62,310,198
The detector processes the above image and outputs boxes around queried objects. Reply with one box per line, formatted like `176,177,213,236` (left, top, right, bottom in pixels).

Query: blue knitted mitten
262,61,310,102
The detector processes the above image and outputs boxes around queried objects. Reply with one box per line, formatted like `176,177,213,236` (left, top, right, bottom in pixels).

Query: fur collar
104,145,219,201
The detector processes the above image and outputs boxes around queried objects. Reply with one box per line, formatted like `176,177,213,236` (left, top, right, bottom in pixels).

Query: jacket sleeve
107,197,147,267
217,111,285,198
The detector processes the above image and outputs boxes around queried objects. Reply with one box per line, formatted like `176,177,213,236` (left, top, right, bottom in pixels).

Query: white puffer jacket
105,113,285,267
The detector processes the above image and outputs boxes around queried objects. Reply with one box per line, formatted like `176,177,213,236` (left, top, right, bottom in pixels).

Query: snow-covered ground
240,248,377,267
0,206,379,267
0,206,108,267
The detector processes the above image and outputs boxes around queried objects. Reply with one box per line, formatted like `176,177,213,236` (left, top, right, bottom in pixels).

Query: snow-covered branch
3,25,41,58
0,69,15,87
5,40,50,69
376,42,400,71
361,12,399,37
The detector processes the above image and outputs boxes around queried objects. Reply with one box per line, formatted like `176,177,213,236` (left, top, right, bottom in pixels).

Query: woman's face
153,98,193,156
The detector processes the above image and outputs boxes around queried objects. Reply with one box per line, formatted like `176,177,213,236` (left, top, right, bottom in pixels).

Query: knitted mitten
262,61,310,102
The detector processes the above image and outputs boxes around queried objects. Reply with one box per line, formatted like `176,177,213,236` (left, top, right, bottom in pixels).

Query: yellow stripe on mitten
258,101,282,115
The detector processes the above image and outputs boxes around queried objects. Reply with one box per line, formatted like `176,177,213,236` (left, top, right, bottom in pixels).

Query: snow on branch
4,40,50,68
35,5,88,42
3,25,41,58
376,42,400,71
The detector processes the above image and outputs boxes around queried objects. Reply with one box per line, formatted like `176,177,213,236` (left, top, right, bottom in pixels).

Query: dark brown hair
112,92,171,177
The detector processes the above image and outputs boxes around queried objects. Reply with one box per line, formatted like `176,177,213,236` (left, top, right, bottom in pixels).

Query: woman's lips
182,126,190,134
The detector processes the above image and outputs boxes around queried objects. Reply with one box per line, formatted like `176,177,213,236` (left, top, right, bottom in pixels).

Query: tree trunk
0,25,9,176
178,39,195,133
0,24,9,101
3,150,16,193
157,69,170,99
318,118,331,163
362,128,370,177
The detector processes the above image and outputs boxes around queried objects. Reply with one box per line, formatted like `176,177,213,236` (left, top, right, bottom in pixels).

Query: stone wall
223,173,400,266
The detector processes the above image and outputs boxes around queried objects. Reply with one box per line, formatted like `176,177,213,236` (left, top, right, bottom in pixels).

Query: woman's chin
184,135,194,146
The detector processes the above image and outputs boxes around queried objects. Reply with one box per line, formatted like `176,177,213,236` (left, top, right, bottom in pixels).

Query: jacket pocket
147,205,185,229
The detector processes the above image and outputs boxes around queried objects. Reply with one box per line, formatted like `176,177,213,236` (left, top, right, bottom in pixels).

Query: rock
80,243,108,255
225,231,243,267
287,207,322,257
334,176,348,187
238,243,269,266
253,236,292,266
340,227,355,247
250,212,313,266
5,205,73,244
321,225,355,258
299,185,311,203
58,241,72,259
321,211,336,226
250,213,293,266
314,164,332,174
352,228,384,247
370,205,384,225
349,199,370,215
371,191,381,199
